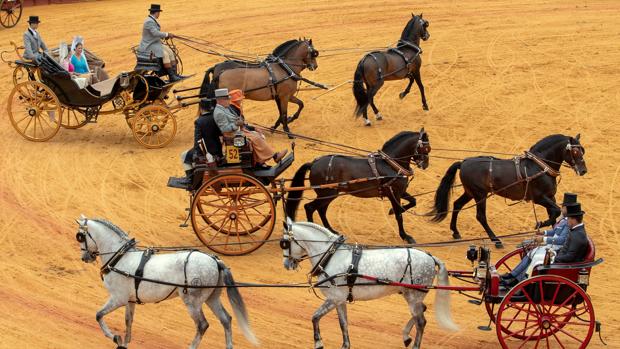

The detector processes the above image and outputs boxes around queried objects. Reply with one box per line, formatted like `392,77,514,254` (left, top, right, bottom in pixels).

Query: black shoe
500,273,514,281
500,276,519,288
172,64,188,79
166,68,181,83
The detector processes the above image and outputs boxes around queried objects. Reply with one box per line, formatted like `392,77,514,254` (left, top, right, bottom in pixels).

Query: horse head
382,130,431,170
75,214,98,263
564,133,587,176
403,13,430,43
281,220,336,271
300,38,319,71
414,127,431,170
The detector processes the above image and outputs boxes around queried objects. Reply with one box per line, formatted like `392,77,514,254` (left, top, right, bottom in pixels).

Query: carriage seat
134,50,163,73
89,76,120,97
533,237,600,283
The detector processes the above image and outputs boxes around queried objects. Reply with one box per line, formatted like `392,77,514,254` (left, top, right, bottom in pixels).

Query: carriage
3,40,186,148
0,0,22,28
457,240,603,349
168,129,296,255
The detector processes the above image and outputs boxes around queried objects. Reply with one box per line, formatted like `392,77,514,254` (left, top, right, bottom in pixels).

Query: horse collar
309,235,346,278
100,238,137,277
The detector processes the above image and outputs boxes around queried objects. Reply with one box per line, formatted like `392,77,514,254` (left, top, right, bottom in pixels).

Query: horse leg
389,192,417,215
206,296,233,349
399,76,414,100
403,291,427,349
96,297,125,346
123,302,136,347
279,96,293,136
312,299,337,349
534,195,561,229
369,81,384,121
450,193,473,239
304,199,320,222
474,196,503,248
412,70,429,111
183,298,209,349
336,303,351,349
388,192,415,244
317,197,341,235
287,95,304,124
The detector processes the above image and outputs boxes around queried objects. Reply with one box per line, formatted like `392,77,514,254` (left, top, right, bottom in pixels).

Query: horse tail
430,161,462,222
353,59,368,117
199,66,216,112
285,162,313,220
219,263,259,346
431,256,459,331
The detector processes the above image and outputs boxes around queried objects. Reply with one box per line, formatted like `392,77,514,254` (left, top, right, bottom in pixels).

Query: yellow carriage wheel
60,107,89,129
8,81,61,142
131,105,177,149
191,174,276,255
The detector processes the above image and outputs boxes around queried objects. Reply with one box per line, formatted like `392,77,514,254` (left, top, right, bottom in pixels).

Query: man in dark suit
554,202,589,263
23,16,48,62
178,108,223,185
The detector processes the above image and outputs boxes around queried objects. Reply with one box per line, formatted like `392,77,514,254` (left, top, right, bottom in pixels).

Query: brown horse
200,39,319,134
353,14,430,126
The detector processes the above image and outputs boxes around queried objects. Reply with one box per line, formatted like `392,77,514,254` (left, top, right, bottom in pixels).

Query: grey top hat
214,88,230,98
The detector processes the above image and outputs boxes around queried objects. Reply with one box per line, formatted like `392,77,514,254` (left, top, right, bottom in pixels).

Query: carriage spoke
550,290,579,316
551,323,584,343
550,330,567,349
517,327,542,349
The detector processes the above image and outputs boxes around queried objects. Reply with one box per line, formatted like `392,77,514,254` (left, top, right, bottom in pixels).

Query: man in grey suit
137,4,185,82
22,16,48,62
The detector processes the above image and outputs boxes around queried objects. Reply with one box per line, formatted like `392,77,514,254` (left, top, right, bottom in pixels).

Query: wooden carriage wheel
60,107,88,129
496,275,594,349
12,65,37,86
8,81,61,142
131,105,176,148
0,0,23,29
191,174,276,255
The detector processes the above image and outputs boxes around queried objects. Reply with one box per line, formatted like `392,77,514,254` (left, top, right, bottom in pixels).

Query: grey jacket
137,15,168,58
213,105,240,133
23,28,48,61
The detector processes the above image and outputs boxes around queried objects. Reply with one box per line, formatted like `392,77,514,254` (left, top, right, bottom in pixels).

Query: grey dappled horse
281,220,458,349
75,215,258,349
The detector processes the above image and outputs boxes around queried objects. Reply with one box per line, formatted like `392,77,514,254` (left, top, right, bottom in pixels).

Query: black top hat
565,202,585,217
28,16,40,24
149,4,162,12
562,192,578,206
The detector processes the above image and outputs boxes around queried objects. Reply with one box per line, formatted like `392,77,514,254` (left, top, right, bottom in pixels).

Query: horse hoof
404,337,412,347
422,105,429,111
452,233,462,240
399,92,407,100
117,347,127,349
494,241,504,249
404,237,416,245
363,119,371,126
375,113,383,121
113,335,122,345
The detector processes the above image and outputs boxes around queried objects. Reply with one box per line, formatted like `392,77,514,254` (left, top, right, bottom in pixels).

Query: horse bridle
76,219,99,259
412,132,431,168
565,142,585,171
280,223,345,276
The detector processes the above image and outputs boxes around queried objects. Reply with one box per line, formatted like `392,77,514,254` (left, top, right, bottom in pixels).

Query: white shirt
28,28,38,38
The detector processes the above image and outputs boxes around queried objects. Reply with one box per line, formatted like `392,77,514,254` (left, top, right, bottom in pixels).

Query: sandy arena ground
0,0,619,348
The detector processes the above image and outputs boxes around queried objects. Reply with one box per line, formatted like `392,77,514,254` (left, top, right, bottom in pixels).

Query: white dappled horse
281,220,458,349
75,215,258,349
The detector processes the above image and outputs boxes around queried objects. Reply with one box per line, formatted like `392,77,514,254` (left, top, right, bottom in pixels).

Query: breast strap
134,248,155,304
346,245,363,303
310,235,346,278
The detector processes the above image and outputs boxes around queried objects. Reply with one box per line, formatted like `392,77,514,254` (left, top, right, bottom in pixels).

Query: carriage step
179,223,188,228
468,299,482,305
477,325,492,331
167,177,190,190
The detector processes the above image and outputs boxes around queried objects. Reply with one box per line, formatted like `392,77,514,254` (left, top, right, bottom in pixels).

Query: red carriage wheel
191,174,276,255
496,275,595,349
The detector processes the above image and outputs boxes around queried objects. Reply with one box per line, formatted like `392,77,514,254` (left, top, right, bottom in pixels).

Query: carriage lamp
467,245,478,264
119,72,130,89
578,268,590,286
233,132,246,147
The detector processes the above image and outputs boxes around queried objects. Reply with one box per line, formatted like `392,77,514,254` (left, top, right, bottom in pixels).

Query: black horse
286,129,431,243
431,134,587,248
353,13,430,126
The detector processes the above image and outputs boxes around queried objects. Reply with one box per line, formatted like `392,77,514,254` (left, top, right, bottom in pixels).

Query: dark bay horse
431,134,587,248
200,39,319,134
353,14,430,126
286,129,431,244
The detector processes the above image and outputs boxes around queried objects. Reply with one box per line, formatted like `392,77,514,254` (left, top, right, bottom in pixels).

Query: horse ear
411,12,414,17
420,13,423,18
309,38,313,44
575,133,581,141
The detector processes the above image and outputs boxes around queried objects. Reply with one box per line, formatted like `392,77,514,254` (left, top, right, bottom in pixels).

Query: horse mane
400,16,418,40
294,222,336,238
382,131,417,151
529,134,569,153
93,219,130,239
272,39,301,57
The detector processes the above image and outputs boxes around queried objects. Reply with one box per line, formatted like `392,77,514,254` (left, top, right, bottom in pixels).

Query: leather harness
346,245,363,302
134,248,155,304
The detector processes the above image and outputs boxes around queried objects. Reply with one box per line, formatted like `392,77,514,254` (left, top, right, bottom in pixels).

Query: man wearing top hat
501,193,578,287
138,4,185,82
23,16,48,62
554,202,589,263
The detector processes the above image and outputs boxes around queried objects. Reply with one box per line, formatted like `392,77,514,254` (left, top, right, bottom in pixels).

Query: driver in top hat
22,16,48,62
138,4,185,82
